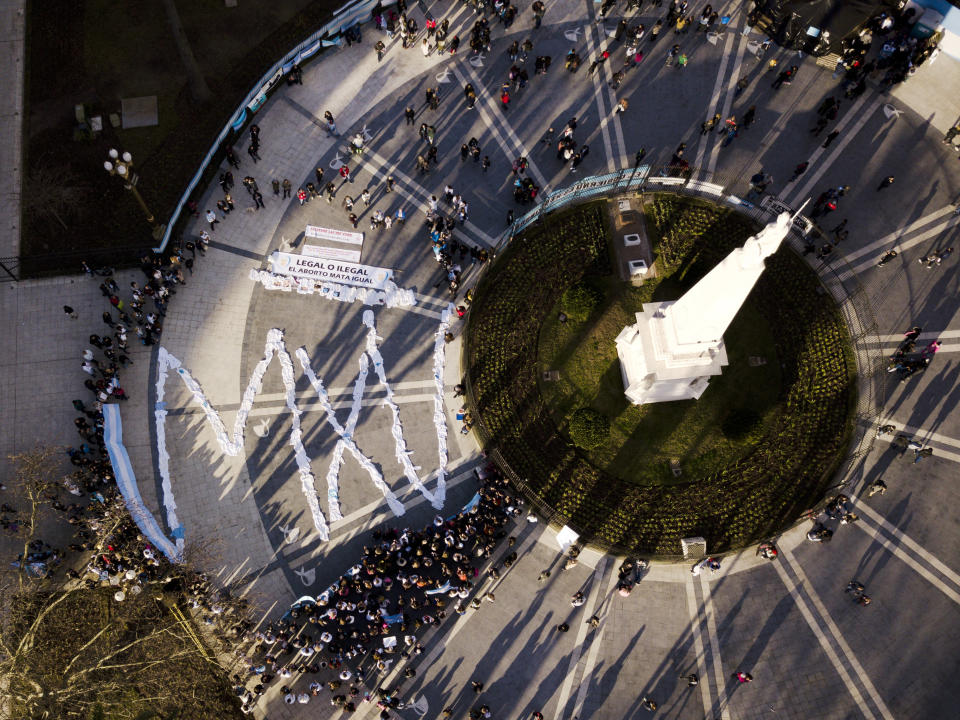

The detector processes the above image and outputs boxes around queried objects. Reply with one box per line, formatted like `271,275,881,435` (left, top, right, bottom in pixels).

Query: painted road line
854,500,960,591
852,511,960,606
685,574,718,718
773,557,872,713
456,62,550,193
584,24,617,173
787,95,882,208
864,418,960,462
839,205,958,264
553,557,610,720
693,29,736,173
777,92,871,201
839,214,960,278
569,564,623,719
698,574,732,720
778,548,895,720
362,148,497,248
869,342,960,353
706,28,750,179
871,330,960,342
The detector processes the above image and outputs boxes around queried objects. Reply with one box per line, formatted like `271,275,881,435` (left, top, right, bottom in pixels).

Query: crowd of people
230,471,521,716
4,239,213,598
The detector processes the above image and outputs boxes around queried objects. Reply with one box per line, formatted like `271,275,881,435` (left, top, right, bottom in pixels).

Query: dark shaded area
21,0,344,276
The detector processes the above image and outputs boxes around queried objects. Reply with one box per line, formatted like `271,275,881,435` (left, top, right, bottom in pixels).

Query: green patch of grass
538,271,782,485
467,194,856,555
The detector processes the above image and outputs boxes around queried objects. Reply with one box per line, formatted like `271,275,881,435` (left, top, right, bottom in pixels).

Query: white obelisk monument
616,211,793,405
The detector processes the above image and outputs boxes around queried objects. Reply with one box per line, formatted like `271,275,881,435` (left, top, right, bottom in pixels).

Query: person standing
405,106,416,125
532,0,545,28
63,305,78,319
281,178,291,198
375,40,386,61
877,175,895,190
205,209,219,231
253,190,265,209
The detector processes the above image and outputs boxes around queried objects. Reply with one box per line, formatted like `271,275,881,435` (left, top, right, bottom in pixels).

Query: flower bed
466,196,857,555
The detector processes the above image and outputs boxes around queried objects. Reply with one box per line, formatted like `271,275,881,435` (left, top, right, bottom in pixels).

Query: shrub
466,196,855,555
721,408,762,439
560,282,603,322
568,408,610,449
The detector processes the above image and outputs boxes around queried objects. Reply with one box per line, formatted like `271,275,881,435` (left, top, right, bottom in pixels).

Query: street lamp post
103,148,166,241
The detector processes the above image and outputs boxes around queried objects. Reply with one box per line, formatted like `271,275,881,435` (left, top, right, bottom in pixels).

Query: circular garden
465,194,857,555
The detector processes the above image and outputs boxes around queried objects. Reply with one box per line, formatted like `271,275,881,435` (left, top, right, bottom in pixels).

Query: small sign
305,225,364,245
302,244,362,262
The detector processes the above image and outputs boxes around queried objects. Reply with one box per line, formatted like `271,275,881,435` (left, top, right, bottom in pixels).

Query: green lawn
467,195,856,554
538,256,782,485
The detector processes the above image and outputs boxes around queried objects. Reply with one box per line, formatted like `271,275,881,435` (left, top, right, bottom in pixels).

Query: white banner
302,244,362,262
305,225,364,245
268,252,393,289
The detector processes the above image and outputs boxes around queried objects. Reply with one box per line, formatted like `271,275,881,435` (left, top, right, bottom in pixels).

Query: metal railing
154,0,385,255
463,166,884,561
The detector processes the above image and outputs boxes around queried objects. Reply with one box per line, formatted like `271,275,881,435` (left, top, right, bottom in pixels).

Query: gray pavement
3,0,960,718
0,0,24,260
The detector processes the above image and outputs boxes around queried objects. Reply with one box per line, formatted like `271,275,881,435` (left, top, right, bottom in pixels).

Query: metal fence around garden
463,164,885,562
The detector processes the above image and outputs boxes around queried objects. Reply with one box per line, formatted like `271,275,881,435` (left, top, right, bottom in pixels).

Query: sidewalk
0,0,25,260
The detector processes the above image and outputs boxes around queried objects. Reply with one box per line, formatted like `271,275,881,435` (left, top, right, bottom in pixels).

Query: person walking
375,40,386,61
733,671,753,684
405,106,416,125
772,65,797,89
281,178,291,198
63,305,78,319
205,209,219,231
877,175,895,190
822,130,840,148
340,164,353,183
867,479,887,496
943,121,960,146
613,98,629,115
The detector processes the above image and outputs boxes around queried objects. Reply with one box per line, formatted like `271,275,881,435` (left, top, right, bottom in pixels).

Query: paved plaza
3,0,960,717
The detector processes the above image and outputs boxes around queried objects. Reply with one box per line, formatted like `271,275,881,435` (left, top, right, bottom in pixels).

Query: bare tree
22,163,93,232
0,450,241,719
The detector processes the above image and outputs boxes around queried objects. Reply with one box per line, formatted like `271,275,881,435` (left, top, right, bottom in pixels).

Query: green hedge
467,196,856,555
568,408,610,449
